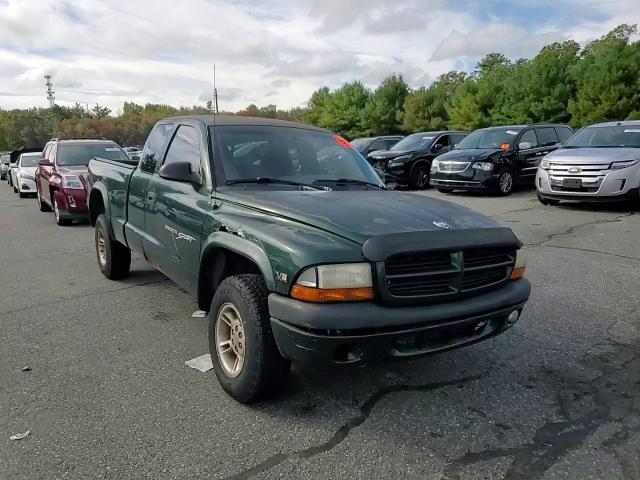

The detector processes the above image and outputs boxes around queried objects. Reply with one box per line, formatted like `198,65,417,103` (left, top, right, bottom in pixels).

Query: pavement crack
224,374,484,480
542,244,640,262
489,204,541,218
524,212,634,249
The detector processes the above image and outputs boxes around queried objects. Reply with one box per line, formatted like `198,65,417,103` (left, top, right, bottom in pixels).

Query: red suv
36,138,129,225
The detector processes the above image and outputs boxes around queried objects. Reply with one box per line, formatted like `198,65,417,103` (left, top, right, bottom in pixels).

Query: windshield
20,153,40,167
456,128,522,150
1,155,9,165
57,143,128,166
564,125,640,148
391,133,435,151
212,126,384,189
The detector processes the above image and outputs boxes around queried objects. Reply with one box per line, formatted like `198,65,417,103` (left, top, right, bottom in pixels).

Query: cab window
141,123,174,173
535,127,559,147
163,125,201,174
519,130,539,149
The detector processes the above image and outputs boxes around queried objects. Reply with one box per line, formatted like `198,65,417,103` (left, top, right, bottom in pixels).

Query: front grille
384,247,516,302
438,161,470,173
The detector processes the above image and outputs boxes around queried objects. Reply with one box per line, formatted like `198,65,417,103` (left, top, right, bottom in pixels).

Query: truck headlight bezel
291,263,374,302
510,251,526,280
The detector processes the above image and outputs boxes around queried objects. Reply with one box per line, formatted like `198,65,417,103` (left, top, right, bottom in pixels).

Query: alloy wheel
499,171,513,194
96,227,107,266
215,303,246,378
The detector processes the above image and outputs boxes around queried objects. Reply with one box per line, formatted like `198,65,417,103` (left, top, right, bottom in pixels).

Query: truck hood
546,147,640,164
220,190,498,245
436,148,503,162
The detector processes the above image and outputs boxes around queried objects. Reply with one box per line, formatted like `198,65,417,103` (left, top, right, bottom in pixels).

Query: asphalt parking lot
2,185,639,480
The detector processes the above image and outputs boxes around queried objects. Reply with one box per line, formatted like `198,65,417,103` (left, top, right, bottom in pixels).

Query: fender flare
199,231,276,292
88,183,111,227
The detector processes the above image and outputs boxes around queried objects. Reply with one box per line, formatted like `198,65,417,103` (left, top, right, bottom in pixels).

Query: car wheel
437,187,454,194
409,163,430,190
496,169,514,196
537,193,559,206
13,184,18,193
37,189,52,212
208,274,290,403
95,214,131,279
53,196,71,226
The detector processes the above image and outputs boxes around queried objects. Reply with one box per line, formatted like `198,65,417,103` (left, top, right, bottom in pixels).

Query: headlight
472,162,494,172
291,263,374,302
62,175,84,189
388,155,412,167
21,173,35,180
540,159,550,170
431,159,439,171
610,160,638,170
510,251,526,280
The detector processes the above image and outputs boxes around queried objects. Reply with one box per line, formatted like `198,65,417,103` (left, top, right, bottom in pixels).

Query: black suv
369,131,468,189
430,124,573,195
351,136,404,160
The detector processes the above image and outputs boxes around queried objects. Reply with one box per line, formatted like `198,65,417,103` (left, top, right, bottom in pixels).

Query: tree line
1,24,638,150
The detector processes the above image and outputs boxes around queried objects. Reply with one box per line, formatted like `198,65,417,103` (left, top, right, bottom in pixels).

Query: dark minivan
430,124,573,195
369,131,468,189
351,136,404,160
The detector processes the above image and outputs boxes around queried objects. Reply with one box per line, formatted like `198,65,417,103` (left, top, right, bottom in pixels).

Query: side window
49,144,57,164
368,140,385,152
519,129,539,149
163,125,201,174
535,127,558,147
384,139,399,149
42,144,51,160
434,135,449,149
452,134,466,146
141,123,174,173
556,127,573,143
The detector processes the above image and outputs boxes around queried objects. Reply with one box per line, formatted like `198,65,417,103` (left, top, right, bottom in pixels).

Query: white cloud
0,0,638,113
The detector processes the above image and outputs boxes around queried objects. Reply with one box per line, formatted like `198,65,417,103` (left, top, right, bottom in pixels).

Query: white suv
536,121,640,205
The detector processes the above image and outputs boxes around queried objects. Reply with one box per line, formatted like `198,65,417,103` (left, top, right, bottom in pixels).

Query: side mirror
432,144,444,153
159,160,201,186
38,158,52,166
518,141,532,150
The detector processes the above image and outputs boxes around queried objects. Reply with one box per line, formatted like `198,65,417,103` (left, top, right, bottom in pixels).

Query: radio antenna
213,64,219,114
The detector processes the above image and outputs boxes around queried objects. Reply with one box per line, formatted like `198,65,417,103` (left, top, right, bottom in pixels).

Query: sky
0,0,638,113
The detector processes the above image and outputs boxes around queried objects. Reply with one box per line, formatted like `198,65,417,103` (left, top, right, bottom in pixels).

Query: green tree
317,82,370,138
361,74,409,135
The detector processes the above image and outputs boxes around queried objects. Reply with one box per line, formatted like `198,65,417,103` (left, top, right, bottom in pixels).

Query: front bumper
371,159,410,185
268,279,531,365
18,178,36,193
430,168,497,191
537,167,640,201
54,189,89,218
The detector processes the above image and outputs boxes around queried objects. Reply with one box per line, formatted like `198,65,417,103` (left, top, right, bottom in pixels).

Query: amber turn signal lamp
291,285,374,303
510,266,526,280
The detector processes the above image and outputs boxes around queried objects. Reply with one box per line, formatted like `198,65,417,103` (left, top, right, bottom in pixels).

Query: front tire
495,169,514,196
409,163,430,190
208,274,290,403
37,189,52,212
95,214,131,279
53,196,71,226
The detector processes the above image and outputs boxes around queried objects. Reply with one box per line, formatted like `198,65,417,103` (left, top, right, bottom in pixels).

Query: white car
12,152,41,198
537,120,640,205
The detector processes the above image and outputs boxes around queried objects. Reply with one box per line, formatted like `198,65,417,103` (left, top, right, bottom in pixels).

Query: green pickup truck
88,115,531,403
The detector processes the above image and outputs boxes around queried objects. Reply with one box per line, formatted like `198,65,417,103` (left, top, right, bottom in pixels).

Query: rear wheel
95,214,131,279
37,189,51,212
208,274,290,403
437,187,454,194
409,163,430,190
495,169,514,196
53,196,71,226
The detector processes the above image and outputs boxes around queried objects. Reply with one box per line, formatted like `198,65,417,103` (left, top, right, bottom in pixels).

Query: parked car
430,124,573,195
122,146,142,161
537,121,640,205
369,131,468,189
8,148,40,189
12,151,41,197
35,138,130,226
88,115,530,403
351,136,404,160
1,154,10,180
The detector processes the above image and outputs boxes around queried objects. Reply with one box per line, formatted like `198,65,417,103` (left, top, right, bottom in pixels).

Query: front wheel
496,169,514,196
409,163,430,190
53,196,71,226
208,274,290,403
37,189,51,212
95,214,131,279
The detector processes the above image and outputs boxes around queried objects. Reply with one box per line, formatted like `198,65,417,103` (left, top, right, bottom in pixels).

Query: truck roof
164,114,329,132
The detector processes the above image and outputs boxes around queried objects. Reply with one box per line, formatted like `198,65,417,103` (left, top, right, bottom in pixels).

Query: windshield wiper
226,177,324,190
313,178,387,190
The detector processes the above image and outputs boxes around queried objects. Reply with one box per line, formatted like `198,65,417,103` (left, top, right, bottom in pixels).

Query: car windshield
350,138,371,152
57,143,129,166
456,128,522,149
1,155,9,164
564,125,640,148
20,153,40,167
391,133,435,151
212,126,384,189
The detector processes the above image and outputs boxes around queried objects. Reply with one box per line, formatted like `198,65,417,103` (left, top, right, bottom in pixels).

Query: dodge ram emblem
433,220,450,229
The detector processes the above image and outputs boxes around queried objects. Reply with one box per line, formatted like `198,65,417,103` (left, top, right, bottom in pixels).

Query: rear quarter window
556,127,573,143
535,127,559,147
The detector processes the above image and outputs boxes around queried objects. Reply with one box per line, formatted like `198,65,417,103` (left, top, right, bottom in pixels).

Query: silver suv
536,121,640,204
